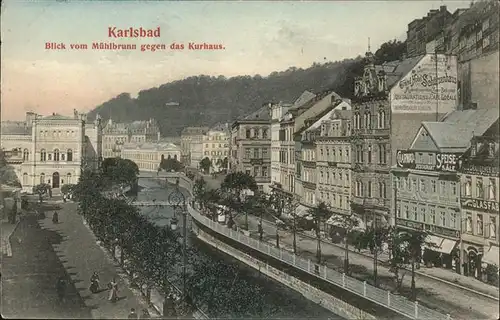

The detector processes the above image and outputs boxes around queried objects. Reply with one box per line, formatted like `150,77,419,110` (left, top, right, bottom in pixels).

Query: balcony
302,160,316,168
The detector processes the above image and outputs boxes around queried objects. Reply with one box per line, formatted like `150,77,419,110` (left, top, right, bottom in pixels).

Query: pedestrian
139,308,151,319
258,222,263,241
127,308,138,319
52,211,59,224
108,278,119,302
56,277,66,302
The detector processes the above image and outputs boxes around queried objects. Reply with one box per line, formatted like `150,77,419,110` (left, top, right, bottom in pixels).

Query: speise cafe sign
461,198,499,213
396,150,460,172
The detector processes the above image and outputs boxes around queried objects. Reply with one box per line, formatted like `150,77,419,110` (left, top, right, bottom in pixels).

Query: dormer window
471,140,477,156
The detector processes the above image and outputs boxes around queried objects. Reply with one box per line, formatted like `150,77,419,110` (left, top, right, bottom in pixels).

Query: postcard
1,0,499,319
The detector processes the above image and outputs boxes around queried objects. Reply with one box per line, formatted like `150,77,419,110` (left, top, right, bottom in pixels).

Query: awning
295,205,311,218
482,245,499,266
425,235,457,254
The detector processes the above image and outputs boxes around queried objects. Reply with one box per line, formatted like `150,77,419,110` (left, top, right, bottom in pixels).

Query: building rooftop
375,55,424,89
421,108,499,152
1,121,31,135
181,126,209,135
41,113,75,121
241,105,271,121
122,142,180,151
288,90,317,111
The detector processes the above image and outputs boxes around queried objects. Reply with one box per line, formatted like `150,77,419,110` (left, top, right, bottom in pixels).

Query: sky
1,0,470,121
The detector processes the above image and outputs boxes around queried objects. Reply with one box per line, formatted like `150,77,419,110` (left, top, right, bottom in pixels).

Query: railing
187,205,451,320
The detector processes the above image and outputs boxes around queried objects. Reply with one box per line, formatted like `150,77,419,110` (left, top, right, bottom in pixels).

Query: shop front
423,234,458,269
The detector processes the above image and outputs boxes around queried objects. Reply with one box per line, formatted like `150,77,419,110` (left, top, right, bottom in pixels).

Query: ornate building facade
351,51,458,227
230,105,271,192
393,108,498,276
1,111,102,192
102,118,160,159
121,142,181,172
181,126,209,166
202,123,229,173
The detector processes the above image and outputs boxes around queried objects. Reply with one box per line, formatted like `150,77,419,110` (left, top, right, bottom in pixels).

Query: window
465,176,472,196
430,208,436,224
378,144,386,164
440,211,446,226
262,129,268,139
326,172,330,184
476,178,484,198
466,213,473,233
356,181,363,196
489,179,496,200
396,204,401,217
23,173,29,185
483,34,490,48
320,171,324,183
367,145,372,163
245,129,251,138
420,179,426,192
61,153,65,161
404,205,409,219
412,179,417,191
379,182,386,198
477,214,484,235
40,149,47,161
339,148,343,159
368,181,372,197
332,148,336,161
40,173,45,184
245,169,251,176
245,148,251,159
253,166,259,177
67,173,72,184
482,18,490,32
253,148,259,158
490,217,497,239
23,149,29,161
421,207,426,223
451,182,457,196
345,148,349,161
440,181,446,195
431,180,436,193
262,148,268,158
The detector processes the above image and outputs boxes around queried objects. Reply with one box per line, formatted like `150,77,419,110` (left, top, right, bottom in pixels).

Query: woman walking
108,278,119,302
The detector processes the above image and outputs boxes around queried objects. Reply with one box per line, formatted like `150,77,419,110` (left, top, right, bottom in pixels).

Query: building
180,126,209,166
102,118,160,159
351,51,458,228
459,133,499,277
406,5,452,57
392,108,498,276
202,123,229,173
270,101,292,192
1,111,102,193
229,105,272,193
121,142,181,172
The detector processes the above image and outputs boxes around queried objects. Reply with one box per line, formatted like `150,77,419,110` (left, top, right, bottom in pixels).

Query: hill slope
87,40,405,136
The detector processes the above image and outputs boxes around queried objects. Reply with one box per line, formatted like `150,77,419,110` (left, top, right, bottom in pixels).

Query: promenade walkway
233,214,499,320
2,201,159,319
198,174,499,300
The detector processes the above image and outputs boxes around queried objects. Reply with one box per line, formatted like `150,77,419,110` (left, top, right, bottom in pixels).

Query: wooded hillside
87,40,405,136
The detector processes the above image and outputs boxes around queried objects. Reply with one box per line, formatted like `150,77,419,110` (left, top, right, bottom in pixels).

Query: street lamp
167,178,188,301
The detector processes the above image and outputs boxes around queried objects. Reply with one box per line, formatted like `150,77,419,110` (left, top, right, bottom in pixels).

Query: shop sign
396,218,424,230
396,150,461,172
391,54,458,113
396,150,416,169
461,198,499,213
461,163,500,177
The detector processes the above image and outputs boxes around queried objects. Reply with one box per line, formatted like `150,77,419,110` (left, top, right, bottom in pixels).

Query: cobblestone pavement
2,202,159,319
235,214,499,320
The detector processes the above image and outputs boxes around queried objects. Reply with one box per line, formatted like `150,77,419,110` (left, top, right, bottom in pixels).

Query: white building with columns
1,111,102,193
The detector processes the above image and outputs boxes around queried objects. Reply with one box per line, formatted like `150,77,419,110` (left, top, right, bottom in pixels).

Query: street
1,202,158,319
234,213,499,320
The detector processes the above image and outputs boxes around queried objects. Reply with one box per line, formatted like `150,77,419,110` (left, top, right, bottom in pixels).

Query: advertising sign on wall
396,150,461,172
391,54,458,113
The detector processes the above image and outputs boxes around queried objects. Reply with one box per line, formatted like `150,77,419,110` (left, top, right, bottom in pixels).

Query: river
136,177,343,319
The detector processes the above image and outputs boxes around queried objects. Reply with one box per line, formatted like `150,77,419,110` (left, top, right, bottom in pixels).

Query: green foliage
87,61,365,136
0,150,21,187
160,157,183,172
193,178,207,202
101,157,139,188
60,184,76,195
75,168,182,293
199,157,212,173
221,172,258,193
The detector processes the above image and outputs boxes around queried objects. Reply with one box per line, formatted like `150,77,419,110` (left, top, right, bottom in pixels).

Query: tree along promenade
187,203,450,320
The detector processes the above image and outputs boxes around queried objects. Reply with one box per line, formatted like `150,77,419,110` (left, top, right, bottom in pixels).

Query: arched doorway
466,246,481,278
52,172,60,189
